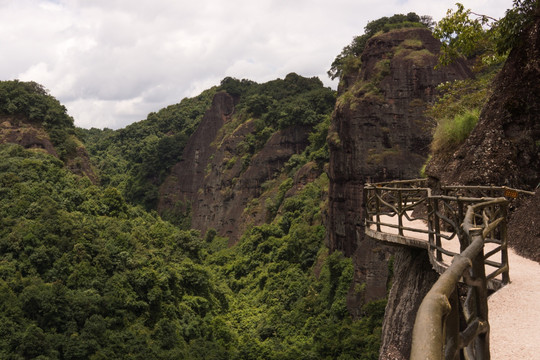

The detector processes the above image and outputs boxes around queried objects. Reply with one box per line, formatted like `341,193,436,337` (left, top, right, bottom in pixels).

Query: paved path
371,214,540,359
488,248,540,359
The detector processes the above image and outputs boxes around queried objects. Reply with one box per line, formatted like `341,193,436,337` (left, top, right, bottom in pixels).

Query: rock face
0,116,97,183
327,28,471,312
508,191,540,263
158,92,235,217
379,247,438,360
0,116,59,156
158,92,312,242
426,13,540,190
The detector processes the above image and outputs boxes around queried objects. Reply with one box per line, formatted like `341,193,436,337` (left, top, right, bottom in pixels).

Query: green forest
0,73,384,359
1,1,536,358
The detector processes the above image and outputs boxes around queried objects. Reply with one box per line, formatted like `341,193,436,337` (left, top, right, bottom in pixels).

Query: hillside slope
158,74,335,242
0,80,97,183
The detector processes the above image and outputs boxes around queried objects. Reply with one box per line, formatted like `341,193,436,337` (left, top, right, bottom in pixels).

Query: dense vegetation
0,144,229,359
0,72,387,359
327,12,435,80
0,80,78,160
218,73,335,168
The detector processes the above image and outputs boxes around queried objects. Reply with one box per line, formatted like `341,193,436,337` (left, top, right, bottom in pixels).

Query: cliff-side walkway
363,179,537,359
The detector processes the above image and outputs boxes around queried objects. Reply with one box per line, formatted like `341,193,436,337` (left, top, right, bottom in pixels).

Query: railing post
433,198,442,262
466,228,490,360
457,199,466,252
445,289,461,360
398,190,404,236
375,187,381,232
427,196,435,248
500,203,510,285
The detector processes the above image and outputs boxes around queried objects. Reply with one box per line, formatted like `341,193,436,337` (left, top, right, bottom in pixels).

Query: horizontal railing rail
411,198,508,360
362,179,533,359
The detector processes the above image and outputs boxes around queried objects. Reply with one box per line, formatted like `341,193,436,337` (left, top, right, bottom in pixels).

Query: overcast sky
1,0,513,129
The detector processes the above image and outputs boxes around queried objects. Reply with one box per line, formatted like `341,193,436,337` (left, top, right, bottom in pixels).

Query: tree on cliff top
434,0,539,67
327,12,434,80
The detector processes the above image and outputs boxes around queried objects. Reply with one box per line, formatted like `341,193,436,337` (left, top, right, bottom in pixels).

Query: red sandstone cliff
327,28,472,316
158,92,313,242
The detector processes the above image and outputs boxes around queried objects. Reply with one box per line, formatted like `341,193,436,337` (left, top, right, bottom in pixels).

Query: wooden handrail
362,180,533,359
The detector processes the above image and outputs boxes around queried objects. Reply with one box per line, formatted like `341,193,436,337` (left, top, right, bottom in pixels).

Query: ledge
365,227,428,249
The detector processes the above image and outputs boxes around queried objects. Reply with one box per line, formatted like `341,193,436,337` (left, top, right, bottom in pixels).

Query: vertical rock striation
327,28,471,316
158,92,235,222
158,92,312,242
379,248,438,360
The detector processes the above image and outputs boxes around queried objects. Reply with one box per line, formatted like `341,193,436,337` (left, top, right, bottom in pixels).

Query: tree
328,13,429,80
433,0,539,67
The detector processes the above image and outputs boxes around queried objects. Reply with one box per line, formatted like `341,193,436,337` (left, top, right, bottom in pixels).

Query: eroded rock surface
426,14,540,190
327,28,471,311
0,116,97,183
158,92,312,242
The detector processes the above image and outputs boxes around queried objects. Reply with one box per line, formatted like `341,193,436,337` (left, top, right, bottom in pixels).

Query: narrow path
371,215,540,359
488,248,540,359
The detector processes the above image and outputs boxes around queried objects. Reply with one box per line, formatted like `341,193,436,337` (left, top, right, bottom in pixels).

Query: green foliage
433,3,500,68
328,12,431,80
220,74,335,132
495,0,539,54
431,108,480,153
433,1,538,68
0,80,77,160
79,88,216,210
206,172,384,359
215,74,335,184
427,66,499,154
0,144,230,358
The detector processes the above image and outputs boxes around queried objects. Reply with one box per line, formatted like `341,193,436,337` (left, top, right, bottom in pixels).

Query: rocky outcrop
65,144,99,184
508,191,540,263
379,247,438,359
0,116,59,156
426,13,540,190
158,92,235,213
0,115,97,183
327,27,472,312
158,92,312,242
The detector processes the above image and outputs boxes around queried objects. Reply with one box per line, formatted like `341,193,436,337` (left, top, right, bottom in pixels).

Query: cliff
427,12,540,266
327,27,471,316
426,12,540,190
157,84,324,242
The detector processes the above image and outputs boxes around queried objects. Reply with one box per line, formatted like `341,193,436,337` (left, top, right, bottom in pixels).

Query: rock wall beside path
327,27,471,314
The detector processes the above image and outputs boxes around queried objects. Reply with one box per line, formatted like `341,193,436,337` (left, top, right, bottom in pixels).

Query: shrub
431,108,480,153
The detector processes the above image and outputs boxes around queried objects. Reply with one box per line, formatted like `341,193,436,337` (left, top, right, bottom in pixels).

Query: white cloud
1,0,514,129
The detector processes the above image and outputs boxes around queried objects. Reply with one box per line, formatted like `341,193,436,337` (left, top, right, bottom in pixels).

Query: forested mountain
0,74,383,359
0,12,449,360
1,2,538,359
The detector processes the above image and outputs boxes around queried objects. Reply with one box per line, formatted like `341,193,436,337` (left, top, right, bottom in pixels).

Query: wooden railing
363,180,534,359
410,198,507,360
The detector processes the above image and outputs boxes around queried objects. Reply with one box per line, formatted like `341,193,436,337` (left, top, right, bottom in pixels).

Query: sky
1,0,513,129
